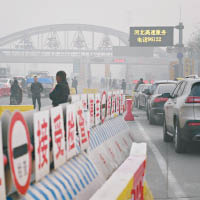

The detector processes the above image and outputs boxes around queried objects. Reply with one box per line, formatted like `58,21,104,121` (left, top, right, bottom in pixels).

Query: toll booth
169,61,179,80
184,57,194,77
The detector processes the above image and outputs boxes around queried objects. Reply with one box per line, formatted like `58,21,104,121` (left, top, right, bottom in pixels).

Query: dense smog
0,0,200,200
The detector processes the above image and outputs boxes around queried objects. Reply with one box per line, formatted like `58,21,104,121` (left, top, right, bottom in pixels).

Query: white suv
163,78,200,153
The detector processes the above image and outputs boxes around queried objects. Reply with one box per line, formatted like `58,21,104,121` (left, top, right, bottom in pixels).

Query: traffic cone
124,99,135,121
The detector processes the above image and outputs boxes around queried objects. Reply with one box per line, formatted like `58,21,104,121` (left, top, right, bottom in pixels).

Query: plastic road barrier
88,116,134,180
143,181,154,200
90,143,149,200
0,90,153,199
0,105,34,117
124,99,135,121
16,153,104,200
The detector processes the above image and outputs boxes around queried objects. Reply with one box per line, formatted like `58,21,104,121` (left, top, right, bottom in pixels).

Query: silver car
163,78,200,153
134,84,145,108
138,84,152,109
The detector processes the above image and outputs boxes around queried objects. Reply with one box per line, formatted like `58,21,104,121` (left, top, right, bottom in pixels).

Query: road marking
136,122,189,200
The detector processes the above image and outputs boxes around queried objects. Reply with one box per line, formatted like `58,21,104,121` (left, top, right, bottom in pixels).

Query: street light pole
175,22,184,77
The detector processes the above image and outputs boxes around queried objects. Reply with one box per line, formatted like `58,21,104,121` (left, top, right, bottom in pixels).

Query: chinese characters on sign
51,106,66,169
95,93,101,125
66,104,77,160
81,94,88,111
34,110,50,182
77,103,89,151
107,92,112,119
88,94,95,127
130,26,174,47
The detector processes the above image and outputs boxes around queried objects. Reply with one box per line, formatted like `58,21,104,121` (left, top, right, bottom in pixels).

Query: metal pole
92,32,94,51
176,22,184,77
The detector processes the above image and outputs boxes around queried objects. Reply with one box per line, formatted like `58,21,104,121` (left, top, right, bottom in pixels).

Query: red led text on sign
68,112,75,150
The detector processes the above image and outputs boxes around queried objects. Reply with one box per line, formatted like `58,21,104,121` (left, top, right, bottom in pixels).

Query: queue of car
134,76,200,154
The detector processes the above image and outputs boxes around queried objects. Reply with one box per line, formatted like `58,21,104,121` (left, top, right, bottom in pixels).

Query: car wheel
149,111,155,125
163,118,173,142
174,120,186,153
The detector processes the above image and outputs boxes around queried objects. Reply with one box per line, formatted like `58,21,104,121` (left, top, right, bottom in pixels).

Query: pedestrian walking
112,79,117,89
31,76,43,110
49,71,70,107
72,77,78,94
10,79,23,105
121,79,126,94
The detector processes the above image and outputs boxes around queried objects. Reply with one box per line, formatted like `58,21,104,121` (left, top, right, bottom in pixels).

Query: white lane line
136,122,189,200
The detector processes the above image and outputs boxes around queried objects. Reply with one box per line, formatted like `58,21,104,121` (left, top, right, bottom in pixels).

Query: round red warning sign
8,112,32,195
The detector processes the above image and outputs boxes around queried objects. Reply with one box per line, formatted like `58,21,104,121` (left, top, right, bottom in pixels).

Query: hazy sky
0,0,200,44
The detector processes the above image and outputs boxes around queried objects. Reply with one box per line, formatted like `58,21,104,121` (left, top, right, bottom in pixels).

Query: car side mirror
162,93,172,98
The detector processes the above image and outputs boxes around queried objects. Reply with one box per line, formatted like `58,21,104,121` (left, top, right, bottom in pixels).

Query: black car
146,80,177,121
147,83,176,124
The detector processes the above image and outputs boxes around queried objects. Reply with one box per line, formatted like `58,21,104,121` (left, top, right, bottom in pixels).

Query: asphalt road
129,108,200,200
0,94,52,108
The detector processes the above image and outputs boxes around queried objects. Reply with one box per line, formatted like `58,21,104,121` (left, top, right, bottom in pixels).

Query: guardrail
90,143,153,200
0,89,153,200
0,90,128,198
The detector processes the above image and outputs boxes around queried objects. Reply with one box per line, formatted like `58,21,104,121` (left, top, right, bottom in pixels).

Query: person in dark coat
49,71,70,107
72,77,78,94
10,79,22,105
121,79,126,94
135,78,144,91
31,76,43,110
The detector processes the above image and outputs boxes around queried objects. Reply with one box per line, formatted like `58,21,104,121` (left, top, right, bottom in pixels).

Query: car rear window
190,83,200,96
156,84,176,94
138,85,144,91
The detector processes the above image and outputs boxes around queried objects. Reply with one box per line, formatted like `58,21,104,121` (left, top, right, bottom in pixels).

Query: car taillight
154,97,168,103
185,96,200,103
188,122,200,126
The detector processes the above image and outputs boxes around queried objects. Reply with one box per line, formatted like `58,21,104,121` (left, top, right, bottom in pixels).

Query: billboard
130,26,174,47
